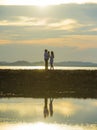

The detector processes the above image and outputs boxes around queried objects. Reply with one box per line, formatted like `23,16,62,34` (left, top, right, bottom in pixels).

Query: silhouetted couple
44,49,54,70
43,98,53,118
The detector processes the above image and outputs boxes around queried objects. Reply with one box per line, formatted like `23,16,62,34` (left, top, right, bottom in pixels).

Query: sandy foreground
0,69,97,98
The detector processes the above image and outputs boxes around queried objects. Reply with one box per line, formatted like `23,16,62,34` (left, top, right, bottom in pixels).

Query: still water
0,66,97,70
0,98,97,130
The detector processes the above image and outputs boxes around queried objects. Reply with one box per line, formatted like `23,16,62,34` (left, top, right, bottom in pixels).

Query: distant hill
0,60,97,67
0,61,44,66
55,61,97,67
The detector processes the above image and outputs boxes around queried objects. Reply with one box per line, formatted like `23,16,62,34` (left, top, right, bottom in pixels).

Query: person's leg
45,59,48,70
45,60,46,70
50,62,53,69
47,60,48,70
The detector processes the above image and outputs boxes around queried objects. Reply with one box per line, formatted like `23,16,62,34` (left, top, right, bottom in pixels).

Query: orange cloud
0,40,11,44
1,35,97,50
62,35,97,49
15,38,64,46
14,35,97,49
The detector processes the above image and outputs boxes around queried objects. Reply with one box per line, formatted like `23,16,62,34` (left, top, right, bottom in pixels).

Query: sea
0,66,97,70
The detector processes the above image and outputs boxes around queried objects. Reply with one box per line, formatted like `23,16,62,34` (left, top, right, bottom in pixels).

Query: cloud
0,17,46,26
0,34,97,50
62,35,97,49
1,35,96,50
47,19,83,31
0,40,11,44
0,4,97,62
0,4,97,34
89,28,97,32
0,17,83,32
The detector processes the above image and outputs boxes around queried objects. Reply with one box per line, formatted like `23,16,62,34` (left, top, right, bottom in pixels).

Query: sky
0,0,97,63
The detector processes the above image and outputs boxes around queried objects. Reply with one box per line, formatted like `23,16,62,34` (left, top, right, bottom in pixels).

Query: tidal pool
0,98,97,130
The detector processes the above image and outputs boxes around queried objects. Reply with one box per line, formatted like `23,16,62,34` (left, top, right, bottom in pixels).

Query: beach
0,69,97,98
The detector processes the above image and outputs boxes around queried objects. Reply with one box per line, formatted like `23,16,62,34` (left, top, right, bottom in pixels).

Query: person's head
51,51,54,57
45,49,47,52
51,51,53,54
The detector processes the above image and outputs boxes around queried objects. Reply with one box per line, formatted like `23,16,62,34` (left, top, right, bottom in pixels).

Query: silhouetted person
43,98,49,118
44,49,49,70
50,51,54,70
48,51,50,61
49,98,53,117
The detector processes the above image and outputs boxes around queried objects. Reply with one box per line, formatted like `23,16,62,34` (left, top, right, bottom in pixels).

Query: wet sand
0,69,97,98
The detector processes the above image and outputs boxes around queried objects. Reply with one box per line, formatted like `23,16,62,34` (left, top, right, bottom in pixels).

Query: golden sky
0,2,97,62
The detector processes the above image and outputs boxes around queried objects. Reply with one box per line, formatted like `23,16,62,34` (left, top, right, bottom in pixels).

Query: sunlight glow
0,0,60,6
1,122,97,130
1,0,97,6
3,123,61,130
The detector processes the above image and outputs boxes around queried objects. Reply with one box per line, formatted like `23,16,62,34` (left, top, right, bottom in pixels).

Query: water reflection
1,122,97,130
44,98,49,118
49,98,53,117
43,98,53,118
0,98,97,130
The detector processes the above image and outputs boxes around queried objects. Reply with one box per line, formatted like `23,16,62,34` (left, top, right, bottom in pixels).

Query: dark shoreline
0,69,97,98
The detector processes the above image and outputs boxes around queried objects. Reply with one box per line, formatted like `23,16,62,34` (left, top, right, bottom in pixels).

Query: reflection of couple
44,49,54,70
49,98,53,117
43,98,53,118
